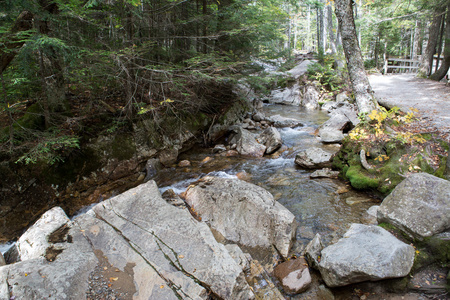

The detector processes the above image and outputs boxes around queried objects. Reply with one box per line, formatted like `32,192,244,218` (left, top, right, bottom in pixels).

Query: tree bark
335,0,378,114
0,11,34,74
431,5,450,81
327,3,337,54
417,12,442,77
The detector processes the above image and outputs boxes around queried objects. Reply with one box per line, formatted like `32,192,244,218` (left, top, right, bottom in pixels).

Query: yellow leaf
160,285,164,289
110,277,119,281
178,254,184,259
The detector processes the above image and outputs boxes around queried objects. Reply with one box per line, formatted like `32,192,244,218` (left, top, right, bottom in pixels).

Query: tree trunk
318,0,326,53
0,11,34,74
327,3,337,54
335,0,377,114
431,5,450,81
418,12,442,77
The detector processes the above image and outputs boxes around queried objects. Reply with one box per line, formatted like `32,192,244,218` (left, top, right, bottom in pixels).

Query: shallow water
157,104,379,257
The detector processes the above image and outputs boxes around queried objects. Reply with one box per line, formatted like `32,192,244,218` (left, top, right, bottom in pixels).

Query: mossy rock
345,165,379,189
422,233,450,265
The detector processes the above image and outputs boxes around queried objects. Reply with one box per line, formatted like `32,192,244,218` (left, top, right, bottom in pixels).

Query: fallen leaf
109,277,118,281
178,255,184,259
160,285,164,289
103,267,108,270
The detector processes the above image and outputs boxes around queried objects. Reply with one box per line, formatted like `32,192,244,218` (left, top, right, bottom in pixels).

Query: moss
421,234,450,265
111,134,135,160
345,165,379,189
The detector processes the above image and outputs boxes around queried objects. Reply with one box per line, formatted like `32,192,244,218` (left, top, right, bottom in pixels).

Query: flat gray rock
295,147,335,169
318,224,415,287
377,173,450,239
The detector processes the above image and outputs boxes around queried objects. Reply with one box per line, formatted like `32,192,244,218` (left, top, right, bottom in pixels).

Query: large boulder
86,181,254,300
269,84,302,106
184,176,297,258
0,210,98,300
229,126,266,157
1,181,255,300
295,147,335,169
16,206,70,261
287,60,316,78
318,224,415,287
268,115,303,128
377,173,450,239
257,127,282,154
301,85,320,110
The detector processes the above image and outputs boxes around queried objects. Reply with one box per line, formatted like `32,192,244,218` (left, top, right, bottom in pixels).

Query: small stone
273,257,312,294
200,157,213,165
212,144,226,153
178,160,191,167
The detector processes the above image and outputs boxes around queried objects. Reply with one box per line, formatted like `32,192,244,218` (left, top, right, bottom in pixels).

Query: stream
152,104,380,298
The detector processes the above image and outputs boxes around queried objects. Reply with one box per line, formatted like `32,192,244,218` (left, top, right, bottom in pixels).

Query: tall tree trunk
318,0,326,53
412,20,421,60
431,5,450,81
327,3,337,54
335,0,377,114
418,12,443,77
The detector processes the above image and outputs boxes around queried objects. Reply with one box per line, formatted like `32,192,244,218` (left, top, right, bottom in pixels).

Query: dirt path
369,74,450,140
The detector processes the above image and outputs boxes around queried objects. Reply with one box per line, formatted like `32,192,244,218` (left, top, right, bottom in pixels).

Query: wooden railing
383,58,419,74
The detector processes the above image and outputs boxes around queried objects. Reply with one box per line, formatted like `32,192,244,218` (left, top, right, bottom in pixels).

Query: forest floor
369,74,450,143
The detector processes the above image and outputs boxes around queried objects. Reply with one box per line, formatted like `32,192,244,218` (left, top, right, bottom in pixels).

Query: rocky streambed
1,63,449,299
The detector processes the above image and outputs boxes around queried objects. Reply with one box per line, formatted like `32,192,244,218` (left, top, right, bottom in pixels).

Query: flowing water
1,103,381,298
153,104,380,298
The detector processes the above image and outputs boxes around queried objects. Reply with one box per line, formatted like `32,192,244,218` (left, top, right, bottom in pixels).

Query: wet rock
317,284,335,300
273,257,312,294
220,150,239,157
16,206,70,260
252,112,265,122
257,127,282,154
301,85,320,110
212,144,227,153
178,159,191,167
162,189,185,207
305,233,324,269
295,147,335,169
310,168,340,178
318,224,415,287
377,173,450,239
144,158,161,181
229,126,266,157
361,205,379,225
320,129,345,143
345,196,373,206
247,259,285,300
268,114,303,128
297,226,315,239
184,176,297,258
0,254,4,267
158,148,179,167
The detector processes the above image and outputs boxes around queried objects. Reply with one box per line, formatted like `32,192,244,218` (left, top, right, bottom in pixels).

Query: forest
0,0,449,166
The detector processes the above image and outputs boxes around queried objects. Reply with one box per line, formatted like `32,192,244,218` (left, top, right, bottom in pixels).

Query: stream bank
1,59,449,299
